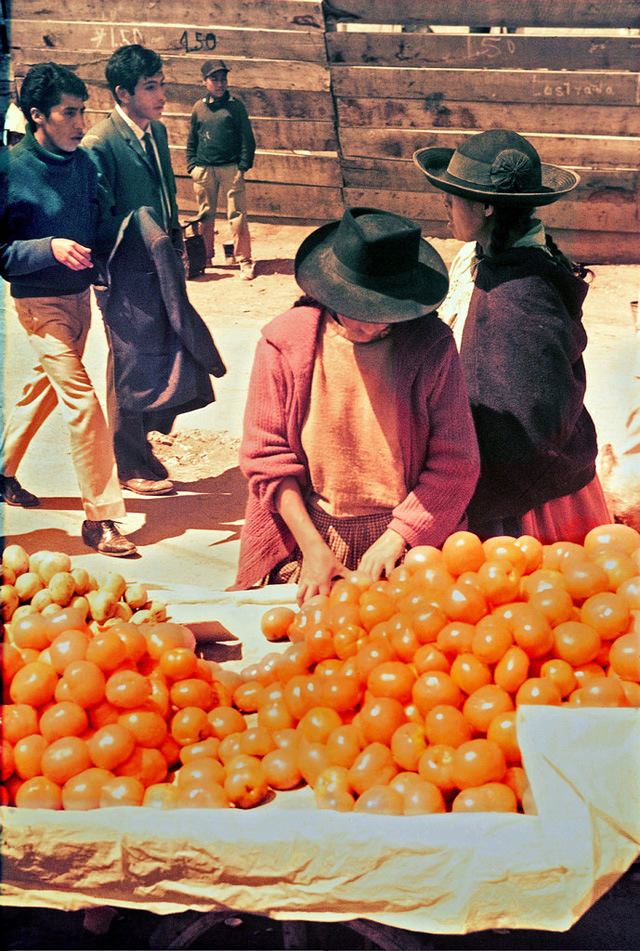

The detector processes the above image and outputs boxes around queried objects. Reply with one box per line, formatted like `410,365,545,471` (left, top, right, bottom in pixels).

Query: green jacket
186,91,255,173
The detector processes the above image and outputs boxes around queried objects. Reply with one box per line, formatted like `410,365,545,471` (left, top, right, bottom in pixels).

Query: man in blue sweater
0,62,136,557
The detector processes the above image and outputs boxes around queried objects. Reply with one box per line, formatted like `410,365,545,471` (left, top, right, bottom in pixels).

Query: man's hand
232,168,243,185
358,528,407,581
51,239,93,271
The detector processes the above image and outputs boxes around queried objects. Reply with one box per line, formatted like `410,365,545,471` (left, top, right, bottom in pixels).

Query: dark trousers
105,348,175,479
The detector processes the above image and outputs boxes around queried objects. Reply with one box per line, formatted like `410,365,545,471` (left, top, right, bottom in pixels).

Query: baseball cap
201,60,229,79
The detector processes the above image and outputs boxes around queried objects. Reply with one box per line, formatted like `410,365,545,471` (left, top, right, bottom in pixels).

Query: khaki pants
2,291,125,521
190,163,252,265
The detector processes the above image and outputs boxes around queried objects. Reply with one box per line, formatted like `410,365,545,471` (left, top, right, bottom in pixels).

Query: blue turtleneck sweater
0,128,99,297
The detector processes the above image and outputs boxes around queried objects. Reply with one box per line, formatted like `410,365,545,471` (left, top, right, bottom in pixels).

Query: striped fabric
268,502,393,585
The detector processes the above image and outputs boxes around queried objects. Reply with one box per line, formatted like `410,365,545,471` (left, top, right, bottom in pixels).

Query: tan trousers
189,163,252,265
2,291,125,521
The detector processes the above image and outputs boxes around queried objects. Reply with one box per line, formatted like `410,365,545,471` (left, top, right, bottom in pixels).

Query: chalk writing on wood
90,25,145,48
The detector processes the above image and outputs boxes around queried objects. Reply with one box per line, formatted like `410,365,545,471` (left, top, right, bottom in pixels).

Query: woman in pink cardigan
235,208,480,603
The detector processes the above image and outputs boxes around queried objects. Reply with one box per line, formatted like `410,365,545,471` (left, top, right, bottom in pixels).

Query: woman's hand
296,538,348,606
358,528,407,581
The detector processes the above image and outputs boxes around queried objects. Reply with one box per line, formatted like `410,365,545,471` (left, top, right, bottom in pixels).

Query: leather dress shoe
119,475,174,496
145,454,169,480
82,520,137,557
0,475,40,508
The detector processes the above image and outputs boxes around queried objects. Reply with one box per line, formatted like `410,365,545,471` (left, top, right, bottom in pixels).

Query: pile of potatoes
0,544,168,631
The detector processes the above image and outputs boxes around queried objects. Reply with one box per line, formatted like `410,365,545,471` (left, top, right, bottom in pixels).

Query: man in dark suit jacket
82,44,183,496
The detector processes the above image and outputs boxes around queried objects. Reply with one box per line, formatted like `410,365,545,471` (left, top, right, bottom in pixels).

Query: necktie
142,130,169,229
143,130,161,183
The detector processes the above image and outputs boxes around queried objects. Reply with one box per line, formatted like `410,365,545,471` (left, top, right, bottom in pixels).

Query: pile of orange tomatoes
2,524,639,815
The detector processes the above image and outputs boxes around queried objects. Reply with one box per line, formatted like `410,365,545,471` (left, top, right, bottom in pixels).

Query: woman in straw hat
234,207,481,603
413,129,610,543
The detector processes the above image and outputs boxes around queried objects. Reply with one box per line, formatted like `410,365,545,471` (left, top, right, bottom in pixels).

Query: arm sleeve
0,161,57,277
389,334,481,548
239,337,308,512
81,137,123,252
235,102,256,172
186,110,199,172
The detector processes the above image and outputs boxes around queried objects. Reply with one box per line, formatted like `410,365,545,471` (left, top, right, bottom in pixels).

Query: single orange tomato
11,613,53,651
41,735,92,785
47,629,89,673
451,781,517,813
515,677,562,706
412,670,463,715
260,605,296,642
87,722,136,770
58,660,106,708
115,746,168,787
583,523,640,557
15,775,63,810
540,658,577,698
2,702,39,744
118,707,167,748
553,621,601,667
514,535,544,573
486,710,521,764
142,783,180,809
358,695,407,746
483,537,528,574
390,721,428,771
440,582,488,625
462,684,514,735
348,741,398,796
85,631,128,672
567,678,628,708
62,767,112,810
13,733,48,780
403,545,444,571
179,736,221,764
170,706,211,746
366,661,415,705
325,723,363,769
283,674,321,719
494,646,530,694
224,755,270,808
436,621,476,657
175,756,225,789
401,778,446,815
319,673,362,713
451,738,507,790
527,587,574,627
442,531,486,576
169,678,214,711
158,647,198,681
417,743,457,793
175,781,229,809
580,592,630,641
608,632,640,682
471,615,513,665
99,775,145,807
450,653,492,695
39,700,88,743
561,559,610,601
476,558,521,606
10,661,58,708
413,643,451,675
261,746,303,790
296,738,332,788
424,703,472,749
354,784,404,815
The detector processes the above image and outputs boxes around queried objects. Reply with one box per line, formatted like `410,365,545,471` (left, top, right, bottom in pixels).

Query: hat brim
294,220,450,324
413,147,579,206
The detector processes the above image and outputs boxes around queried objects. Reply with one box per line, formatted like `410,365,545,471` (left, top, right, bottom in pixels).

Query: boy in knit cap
186,60,256,279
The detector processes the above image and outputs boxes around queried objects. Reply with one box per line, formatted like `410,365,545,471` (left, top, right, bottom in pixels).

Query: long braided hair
485,204,590,279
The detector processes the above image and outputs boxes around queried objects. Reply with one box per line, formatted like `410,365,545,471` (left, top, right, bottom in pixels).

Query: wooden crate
8,0,640,262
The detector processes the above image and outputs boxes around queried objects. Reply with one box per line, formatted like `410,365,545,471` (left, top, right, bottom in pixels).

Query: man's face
31,93,86,154
117,71,166,128
204,71,228,99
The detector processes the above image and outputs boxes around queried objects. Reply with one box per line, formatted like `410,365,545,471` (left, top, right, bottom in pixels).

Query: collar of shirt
115,103,147,142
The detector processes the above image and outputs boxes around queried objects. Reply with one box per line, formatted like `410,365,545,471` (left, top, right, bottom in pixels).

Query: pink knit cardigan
233,306,480,589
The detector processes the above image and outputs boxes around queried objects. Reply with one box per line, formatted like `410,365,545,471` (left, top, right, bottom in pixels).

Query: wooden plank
327,32,640,72
342,187,638,233
330,66,640,105
338,127,640,169
171,146,342,187
83,83,335,121
11,48,331,92
175,177,344,218
320,1,640,30
11,0,326,31
11,19,327,63
341,156,640,196
336,97,640,137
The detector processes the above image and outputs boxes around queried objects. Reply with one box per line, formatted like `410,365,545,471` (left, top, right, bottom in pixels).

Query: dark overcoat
94,207,226,416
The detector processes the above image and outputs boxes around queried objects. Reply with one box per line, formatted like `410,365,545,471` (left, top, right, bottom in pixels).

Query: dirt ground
2,220,639,951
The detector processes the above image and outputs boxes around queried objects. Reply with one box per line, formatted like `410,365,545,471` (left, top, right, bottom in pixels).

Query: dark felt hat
201,59,229,79
413,129,579,206
294,207,449,324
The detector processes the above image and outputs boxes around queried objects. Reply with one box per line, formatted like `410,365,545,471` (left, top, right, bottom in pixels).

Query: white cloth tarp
2,593,639,934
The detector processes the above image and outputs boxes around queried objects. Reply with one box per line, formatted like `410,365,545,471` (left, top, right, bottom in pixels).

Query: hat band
446,151,496,188
330,248,417,293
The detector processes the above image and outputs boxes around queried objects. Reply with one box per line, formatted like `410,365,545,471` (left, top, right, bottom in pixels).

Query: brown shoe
82,520,137,557
119,476,174,496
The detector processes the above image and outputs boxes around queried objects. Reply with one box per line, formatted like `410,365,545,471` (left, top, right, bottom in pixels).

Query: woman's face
444,193,493,243
337,315,391,342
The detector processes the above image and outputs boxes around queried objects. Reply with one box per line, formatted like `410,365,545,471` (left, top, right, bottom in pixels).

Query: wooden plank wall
8,0,640,263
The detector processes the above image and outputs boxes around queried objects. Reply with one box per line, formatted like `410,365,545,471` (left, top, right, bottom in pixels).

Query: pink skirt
521,475,612,545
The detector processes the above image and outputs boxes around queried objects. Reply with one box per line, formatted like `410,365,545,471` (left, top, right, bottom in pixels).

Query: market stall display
1,527,639,934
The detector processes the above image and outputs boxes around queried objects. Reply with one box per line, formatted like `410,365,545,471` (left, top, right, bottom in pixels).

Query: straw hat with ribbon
413,129,579,206
294,207,449,324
